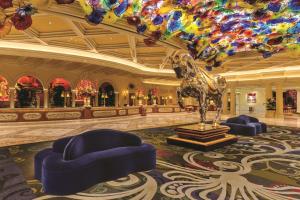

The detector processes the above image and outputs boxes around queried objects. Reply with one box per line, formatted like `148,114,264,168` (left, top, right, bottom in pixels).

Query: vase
84,97,91,108
153,99,157,105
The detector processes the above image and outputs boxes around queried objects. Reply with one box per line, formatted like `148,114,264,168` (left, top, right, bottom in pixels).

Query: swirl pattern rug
1,125,300,200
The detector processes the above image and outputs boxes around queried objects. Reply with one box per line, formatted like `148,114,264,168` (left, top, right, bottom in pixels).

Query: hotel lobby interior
0,0,300,200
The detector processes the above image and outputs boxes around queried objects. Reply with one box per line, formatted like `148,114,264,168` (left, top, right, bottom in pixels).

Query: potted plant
265,98,276,118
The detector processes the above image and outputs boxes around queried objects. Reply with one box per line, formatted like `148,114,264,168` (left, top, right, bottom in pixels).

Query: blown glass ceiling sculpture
2,1,300,71
57,0,300,70
0,1,36,35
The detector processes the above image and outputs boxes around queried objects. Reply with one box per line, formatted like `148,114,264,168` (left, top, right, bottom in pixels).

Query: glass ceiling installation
60,0,300,71
1,0,300,71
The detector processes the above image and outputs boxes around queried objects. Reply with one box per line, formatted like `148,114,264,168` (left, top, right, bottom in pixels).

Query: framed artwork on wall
247,93,256,103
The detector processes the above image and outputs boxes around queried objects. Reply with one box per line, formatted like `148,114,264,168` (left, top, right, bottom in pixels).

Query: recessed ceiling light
49,21,52,25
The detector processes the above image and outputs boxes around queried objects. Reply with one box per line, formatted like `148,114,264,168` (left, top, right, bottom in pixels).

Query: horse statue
169,52,227,126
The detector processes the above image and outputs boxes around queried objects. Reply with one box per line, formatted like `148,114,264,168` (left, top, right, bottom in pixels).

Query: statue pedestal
167,124,238,151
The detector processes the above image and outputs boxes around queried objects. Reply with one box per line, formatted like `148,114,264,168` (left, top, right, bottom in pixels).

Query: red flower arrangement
11,14,32,30
0,0,13,9
0,2,36,37
76,80,98,98
136,88,145,97
151,88,159,96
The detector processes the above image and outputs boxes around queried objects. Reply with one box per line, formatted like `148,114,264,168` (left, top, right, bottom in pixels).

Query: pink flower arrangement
76,80,98,97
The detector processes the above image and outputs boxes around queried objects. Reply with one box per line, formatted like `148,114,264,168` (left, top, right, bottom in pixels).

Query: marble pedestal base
167,124,238,151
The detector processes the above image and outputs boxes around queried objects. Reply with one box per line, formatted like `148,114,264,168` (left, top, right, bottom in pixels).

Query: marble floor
1,112,300,147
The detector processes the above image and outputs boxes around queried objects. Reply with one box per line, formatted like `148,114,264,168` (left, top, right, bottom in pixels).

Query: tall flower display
76,80,98,107
0,77,8,101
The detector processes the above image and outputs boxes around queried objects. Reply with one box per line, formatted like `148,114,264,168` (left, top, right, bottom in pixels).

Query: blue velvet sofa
221,115,267,136
34,129,156,195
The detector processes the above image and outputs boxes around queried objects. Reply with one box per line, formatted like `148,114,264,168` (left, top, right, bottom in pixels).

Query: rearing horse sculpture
169,53,227,126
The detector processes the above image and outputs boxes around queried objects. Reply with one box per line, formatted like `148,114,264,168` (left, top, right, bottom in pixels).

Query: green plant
266,98,276,110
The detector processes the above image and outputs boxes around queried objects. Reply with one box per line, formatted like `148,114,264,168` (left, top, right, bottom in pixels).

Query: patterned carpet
1,125,300,200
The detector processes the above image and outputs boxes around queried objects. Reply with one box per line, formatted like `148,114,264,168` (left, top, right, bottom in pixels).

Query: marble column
115,91,119,107
95,91,99,107
230,87,236,115
43,89,48,108
9,87,15,109
71,90,76,108
275,84,284,118
222,89,228,114
265,84,273,101
297,90,300,113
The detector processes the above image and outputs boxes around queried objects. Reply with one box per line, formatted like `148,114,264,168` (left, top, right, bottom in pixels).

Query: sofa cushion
239,115,259,123
63,135,86,161
248,122,262,133
239,115,251,123
227,117,247,124
63,129,142,161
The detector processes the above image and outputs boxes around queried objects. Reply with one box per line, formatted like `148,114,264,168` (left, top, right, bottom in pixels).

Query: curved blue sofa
34,129,156,195
221,115,267,136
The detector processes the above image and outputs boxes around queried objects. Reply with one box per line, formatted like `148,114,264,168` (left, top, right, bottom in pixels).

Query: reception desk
0,105,197,122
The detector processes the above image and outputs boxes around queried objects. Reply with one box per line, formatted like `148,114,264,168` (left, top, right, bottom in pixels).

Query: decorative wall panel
118,110,127,116
23,113,42,120
0,113,18,121
46,112,81,120
93,110,117,118
146,108,153,113
174,108,181,112
127,109,139,115
158,108,173,113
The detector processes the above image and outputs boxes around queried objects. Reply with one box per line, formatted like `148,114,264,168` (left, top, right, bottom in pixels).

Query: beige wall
235,88,266,117
0,56,178,107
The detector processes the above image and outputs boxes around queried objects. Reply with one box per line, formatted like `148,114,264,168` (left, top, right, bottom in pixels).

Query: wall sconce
122,90,129,97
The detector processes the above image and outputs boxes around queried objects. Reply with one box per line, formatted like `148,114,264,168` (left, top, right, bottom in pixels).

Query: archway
0,76,9,108
15,76,44,108
99,82,115,107
75,80,97,107
49,78,71,107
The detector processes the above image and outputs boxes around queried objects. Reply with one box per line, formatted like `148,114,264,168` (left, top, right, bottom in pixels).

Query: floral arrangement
266,98,276,110
57,0,300,71
0,1,37,38
76,80,97,98
0,79,8,101
149,88,159,99
136,88,145,99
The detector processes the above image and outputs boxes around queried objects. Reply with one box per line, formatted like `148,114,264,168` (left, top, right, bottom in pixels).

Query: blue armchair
221,115,267,136
34,129,156,195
